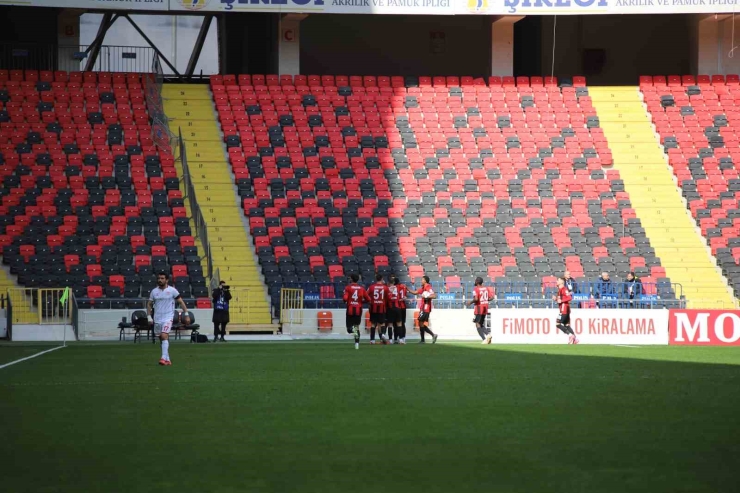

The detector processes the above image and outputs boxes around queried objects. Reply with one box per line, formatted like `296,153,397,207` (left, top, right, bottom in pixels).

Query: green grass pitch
1,342,739,493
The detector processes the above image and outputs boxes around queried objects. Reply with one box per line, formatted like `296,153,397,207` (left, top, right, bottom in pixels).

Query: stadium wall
0,309,6,339
690,14,740,76
75,308,215,340
300,14,492,77
540,14,690,84
282,309,670,344
0,6,59,44
220,13,279,75
13,325,76,342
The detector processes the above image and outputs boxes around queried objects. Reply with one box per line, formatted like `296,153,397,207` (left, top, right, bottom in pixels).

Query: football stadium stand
208,74,689,313
0,70,209,312
162,83,273,326
640,75,740,305
594,82,736,308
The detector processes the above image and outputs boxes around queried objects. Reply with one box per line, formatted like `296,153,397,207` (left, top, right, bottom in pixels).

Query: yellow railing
228,288,251,324
7,288,71,325
280,288,304,325
685,298,740,310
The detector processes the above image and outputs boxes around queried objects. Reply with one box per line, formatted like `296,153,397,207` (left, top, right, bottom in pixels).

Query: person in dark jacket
563,270,579,307
564,271,578,295
594,272,616,308
624,272,642,308
212,281,232,342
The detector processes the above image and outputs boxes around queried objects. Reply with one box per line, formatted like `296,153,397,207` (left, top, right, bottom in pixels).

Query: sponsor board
168,0,455,13
669,310,740,346
11,0,169,10
281,308,669,344
490,308,669,345
3,0,740,14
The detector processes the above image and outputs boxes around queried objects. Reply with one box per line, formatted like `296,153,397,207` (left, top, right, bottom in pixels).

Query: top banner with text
4,0,740,15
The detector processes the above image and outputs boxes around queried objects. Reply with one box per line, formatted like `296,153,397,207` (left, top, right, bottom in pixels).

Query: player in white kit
147,272,190,366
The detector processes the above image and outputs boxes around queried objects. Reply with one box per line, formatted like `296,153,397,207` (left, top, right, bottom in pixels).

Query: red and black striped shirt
343,283,369,316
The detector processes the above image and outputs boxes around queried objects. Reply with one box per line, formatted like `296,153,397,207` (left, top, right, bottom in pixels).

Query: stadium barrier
0,42,155,72
279,280,685,310
74,307,215,341
280,288,304,325
668,310,740,346
228,288,254,325
178,127,213,280
6,288,71,325
279,308,670,344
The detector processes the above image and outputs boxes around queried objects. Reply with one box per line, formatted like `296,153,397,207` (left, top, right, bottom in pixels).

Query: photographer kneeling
212,281,232,342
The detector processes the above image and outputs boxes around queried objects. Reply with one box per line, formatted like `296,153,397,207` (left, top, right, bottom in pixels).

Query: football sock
400,323,407,339
388,326,394,340
370,326,376,341
476,324,486,340
557,323,575,336
353,326,360,344
161,339,169,361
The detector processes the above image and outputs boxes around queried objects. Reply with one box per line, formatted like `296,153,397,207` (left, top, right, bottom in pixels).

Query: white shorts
153,321,173,335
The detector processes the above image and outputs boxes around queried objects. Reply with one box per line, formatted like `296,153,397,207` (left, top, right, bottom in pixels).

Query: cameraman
212,281,232,342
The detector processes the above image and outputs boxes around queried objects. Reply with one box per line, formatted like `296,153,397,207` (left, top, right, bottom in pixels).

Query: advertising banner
489,308,669,345
3,0,740,15
457,0,737,16
170,0,740,14
9,0,169,10
281,308,669,344
168,0,455,14
669,310,740,346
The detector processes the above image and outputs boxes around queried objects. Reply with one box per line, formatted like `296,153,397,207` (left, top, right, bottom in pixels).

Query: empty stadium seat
211,73,669,310
0,70,207,302
644,74,740,295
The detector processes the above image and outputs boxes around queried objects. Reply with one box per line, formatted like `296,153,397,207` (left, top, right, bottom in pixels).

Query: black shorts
386,307,403,324
557,312,571,326
370,311,386,324
474,313,488,326
418,311,430,324
346,313,362,330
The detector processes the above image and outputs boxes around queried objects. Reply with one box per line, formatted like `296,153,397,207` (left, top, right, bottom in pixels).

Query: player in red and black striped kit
387,274,409,345
343,273,370,350
368,274,391,345
409,275,438,344
554,277,579,344
467,277,494,344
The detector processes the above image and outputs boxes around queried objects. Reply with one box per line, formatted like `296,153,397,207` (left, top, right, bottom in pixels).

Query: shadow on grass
1,342,739,493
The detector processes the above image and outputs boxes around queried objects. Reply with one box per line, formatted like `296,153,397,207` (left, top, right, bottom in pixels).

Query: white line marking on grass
0,346,65,370
612,345,642,348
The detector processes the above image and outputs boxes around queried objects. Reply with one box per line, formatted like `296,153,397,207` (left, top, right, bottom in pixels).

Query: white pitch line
0,346,65,370
612,345,642,348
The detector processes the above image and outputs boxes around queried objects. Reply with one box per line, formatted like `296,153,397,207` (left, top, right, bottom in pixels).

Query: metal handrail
179,127,214,281
274,280,685,309
0,42,155,72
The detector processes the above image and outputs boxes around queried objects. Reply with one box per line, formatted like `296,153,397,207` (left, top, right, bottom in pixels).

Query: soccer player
343,273,370,350
468,276,493,344
409,275,438,344
554,277,579,344
368,274,391,345
147,272,190,366
387,274,410,345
